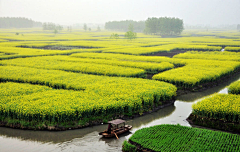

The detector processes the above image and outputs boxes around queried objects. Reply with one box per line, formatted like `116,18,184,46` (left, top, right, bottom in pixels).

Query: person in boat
107,123,112,134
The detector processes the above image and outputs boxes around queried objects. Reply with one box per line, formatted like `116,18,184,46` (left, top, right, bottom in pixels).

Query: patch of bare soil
146,73,154,79
143,50,188,57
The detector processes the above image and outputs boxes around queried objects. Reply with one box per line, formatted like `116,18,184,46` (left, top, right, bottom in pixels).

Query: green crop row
124,124,240,152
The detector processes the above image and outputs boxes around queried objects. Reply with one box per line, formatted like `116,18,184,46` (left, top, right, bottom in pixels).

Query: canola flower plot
83,43,221,55
225,47,240,52
17,40,106,49
0,56,146,78
73,52,240,89
1,29,240,131
0,55,174,74
57,56,174,73
0,45,99,60
228,80,240,94
0,66,177,124
173,44,222,51
123,124,240,152
71,53,186,67
192,94,239,123
152,59,240,88
189,93,240,133
173,51,240,61
0,29,231,60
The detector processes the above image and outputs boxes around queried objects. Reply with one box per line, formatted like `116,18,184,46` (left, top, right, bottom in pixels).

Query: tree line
144,17,183,36
105,20,145,32
105,17,184,36
0,17,42,28
42,22,63,31
110,24,137,41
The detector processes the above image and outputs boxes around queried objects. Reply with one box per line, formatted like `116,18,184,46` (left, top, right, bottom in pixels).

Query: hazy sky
0,0,240,25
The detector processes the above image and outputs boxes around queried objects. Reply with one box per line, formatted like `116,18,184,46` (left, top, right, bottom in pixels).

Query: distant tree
67,26,72,32
144,17,159,34
97,26,101,31
110,33,119,40
128,24,134,32
105,20,145,32
125,24,137,40
43,23,47,30
237,24,240,31
54,29,58,34
88,28,91,31
0,17,42,28
56,25,63,31
125,31,137,40
144,17,184,36
42,22,63,31
83,24,87,31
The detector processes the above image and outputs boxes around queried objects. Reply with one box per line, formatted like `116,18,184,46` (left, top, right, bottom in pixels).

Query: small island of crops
187,79,240,133
0,29,240,131
122,124,240,152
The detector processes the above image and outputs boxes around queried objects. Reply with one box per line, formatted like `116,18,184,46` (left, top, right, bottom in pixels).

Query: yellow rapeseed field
1,29,240,126
192,94,240,122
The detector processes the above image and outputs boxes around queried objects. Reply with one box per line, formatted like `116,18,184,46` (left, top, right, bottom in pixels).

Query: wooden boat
99,119,132,138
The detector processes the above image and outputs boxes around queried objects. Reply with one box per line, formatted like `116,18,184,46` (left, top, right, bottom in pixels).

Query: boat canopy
108,119,126,125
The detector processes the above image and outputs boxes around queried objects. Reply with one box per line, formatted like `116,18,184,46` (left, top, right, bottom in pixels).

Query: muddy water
0,74,239,152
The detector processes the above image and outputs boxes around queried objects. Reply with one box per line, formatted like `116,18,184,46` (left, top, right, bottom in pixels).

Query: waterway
0,74,239,152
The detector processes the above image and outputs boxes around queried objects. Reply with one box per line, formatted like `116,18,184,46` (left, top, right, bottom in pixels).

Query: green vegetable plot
123,124,240,152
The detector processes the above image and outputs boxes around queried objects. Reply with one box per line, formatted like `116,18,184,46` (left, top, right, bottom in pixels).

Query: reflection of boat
99,119,132,138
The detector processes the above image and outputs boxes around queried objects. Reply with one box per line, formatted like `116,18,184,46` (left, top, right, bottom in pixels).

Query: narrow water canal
0,74,239,152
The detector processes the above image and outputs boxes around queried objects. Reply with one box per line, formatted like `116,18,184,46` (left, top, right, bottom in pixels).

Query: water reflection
0,74,240,152
127,105,175,128
0,124,107,143
178,74,240,102
0,104,175,144
55,131,122,152
53,131,130,152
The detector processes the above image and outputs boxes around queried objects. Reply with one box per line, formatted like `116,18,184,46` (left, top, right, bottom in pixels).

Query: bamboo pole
113,131,119,139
